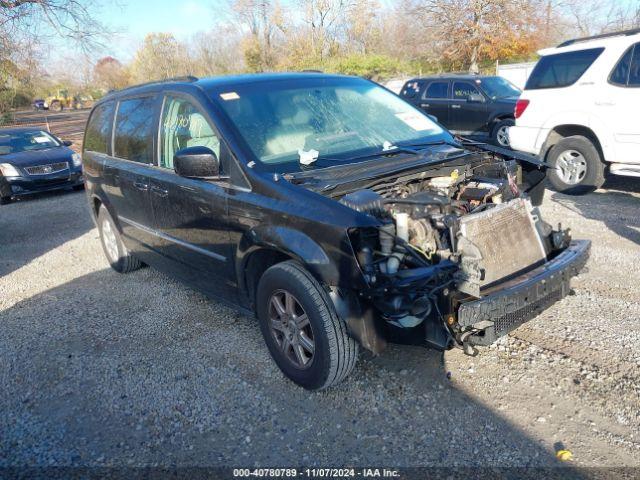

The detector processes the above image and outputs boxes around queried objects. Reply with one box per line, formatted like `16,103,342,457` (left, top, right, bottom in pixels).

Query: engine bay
342,157,572,347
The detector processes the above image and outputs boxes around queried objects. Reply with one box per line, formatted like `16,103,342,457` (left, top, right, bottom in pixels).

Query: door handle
451,104,461,109
151,185,168,197
133,180,149,191
421,103,431,108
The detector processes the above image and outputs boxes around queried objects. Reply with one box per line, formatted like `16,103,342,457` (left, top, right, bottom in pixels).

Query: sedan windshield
213,77,449,173
0,131,60,155
478,77,521,99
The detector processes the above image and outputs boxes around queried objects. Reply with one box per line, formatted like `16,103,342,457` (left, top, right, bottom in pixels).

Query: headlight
71,153,82,167
0,163,20,177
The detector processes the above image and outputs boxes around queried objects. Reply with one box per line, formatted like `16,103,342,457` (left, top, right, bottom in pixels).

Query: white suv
509,29,640,194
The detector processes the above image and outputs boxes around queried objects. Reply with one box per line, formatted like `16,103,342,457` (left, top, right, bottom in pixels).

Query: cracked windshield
214,78,447,173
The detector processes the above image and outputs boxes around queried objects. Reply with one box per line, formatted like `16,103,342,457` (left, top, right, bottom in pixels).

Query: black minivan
399,75,521,147
83,73,588,389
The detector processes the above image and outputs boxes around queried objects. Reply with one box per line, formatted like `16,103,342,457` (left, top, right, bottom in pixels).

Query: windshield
477,77,521,99
0,131,60,155
212,77,449,173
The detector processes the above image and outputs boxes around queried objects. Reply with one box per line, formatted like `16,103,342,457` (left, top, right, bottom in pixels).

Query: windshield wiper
311,139,465,166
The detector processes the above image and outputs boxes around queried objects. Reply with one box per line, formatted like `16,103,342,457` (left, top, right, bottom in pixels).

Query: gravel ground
0,178,639,470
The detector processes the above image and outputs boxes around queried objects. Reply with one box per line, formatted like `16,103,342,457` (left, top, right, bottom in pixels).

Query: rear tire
547,135,605,195
97,206,142,273
72,184,85,191
491,118,515,148
256,261,358,390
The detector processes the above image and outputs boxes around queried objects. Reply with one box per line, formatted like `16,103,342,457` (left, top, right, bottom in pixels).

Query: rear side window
84,102,114,154
424,81,448,99
114,96,156,163
453,82,480,100
525,48,604,90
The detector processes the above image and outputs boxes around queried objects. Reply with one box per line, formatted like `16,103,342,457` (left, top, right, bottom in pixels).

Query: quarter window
453,82,480,100
400,81,422,98
113,96,156,163
160,96,220,170
610,46,633,86
425,81,448,99
629,45,640,87
84,102,114,154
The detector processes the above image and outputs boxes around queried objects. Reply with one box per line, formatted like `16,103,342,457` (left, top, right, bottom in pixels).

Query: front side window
84,102,114,154
477,77,521,99
0,130,59,155
425,81,449,99
453,82,481,100
213,78,447,173
114,96,156,163
160,96,221,170
526,48,604,90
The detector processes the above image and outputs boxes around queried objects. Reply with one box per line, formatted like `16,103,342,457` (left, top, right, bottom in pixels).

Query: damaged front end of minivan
294,142,590,356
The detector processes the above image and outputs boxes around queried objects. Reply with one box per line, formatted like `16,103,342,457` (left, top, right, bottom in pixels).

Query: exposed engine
343,159,571,345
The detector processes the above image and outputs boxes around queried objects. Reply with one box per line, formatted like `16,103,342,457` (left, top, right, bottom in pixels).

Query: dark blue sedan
0,128,84,204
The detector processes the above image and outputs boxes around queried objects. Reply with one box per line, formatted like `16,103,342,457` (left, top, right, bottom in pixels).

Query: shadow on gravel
601,175,640,195
0,189,92,276
0,267,584,476
551,185,640,246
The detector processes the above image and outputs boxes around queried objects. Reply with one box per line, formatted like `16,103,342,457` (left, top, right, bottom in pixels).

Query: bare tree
0,0,107,51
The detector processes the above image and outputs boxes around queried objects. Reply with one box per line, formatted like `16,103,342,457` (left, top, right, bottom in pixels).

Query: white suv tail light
515,99,530,119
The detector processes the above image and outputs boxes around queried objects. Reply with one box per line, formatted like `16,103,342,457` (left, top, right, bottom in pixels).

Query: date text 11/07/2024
232,468,401,478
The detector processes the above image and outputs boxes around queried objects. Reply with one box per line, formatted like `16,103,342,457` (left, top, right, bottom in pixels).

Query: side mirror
468,93,485,103
173,146,219,178
62,140,73,146
427,114,439,123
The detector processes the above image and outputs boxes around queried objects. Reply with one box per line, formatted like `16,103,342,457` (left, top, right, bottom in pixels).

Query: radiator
459,198,547,287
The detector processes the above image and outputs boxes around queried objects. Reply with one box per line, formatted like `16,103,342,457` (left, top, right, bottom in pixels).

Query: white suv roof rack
557,28,640,48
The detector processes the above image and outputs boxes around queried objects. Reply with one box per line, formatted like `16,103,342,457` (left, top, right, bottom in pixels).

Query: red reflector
515,99,530,119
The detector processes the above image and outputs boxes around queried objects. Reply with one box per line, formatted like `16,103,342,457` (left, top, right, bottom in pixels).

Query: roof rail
108,75,199,95
558,28,640,48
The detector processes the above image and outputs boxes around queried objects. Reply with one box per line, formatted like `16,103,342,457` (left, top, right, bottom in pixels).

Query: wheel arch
236,225,342,311
541,124,606,163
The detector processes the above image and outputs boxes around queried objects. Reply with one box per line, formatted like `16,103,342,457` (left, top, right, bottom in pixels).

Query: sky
96,0,223,60
44,0,638,72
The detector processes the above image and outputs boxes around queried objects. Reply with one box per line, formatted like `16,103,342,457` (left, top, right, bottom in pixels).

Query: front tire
491,118,515,148
256,261,358,390
97,206,142,273
547,135,605,195
0,196,12,205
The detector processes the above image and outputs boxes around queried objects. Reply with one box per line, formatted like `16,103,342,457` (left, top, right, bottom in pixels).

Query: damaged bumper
456,240,590,347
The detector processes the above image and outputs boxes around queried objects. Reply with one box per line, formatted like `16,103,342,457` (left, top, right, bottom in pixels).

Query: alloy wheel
101,218,119,263
556,149,587,185
268,289,315,369
496,125,510,147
